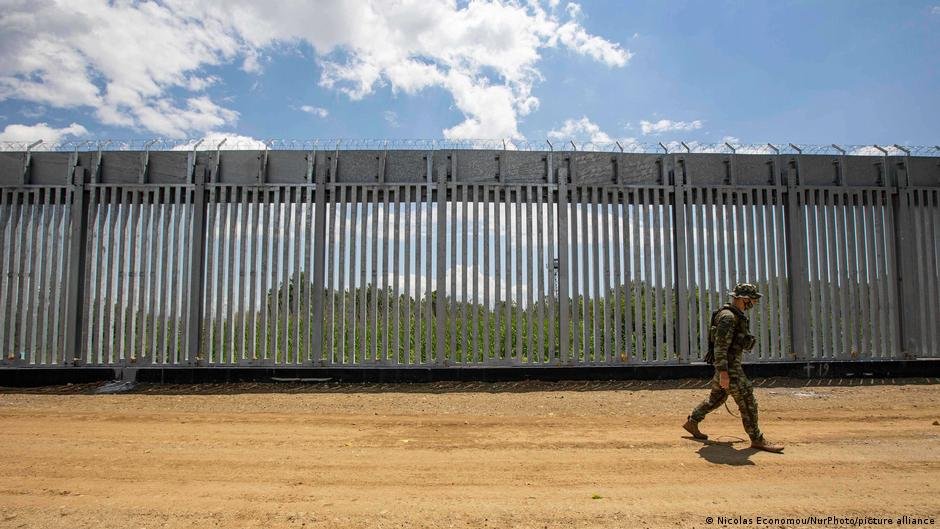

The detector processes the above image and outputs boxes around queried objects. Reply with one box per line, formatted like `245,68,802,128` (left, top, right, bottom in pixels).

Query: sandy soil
1,379,938,529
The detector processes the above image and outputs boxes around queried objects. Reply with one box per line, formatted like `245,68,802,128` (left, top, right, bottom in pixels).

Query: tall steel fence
0,142,938,368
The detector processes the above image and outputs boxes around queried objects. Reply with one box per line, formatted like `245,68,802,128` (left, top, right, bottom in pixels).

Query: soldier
682,283,784,453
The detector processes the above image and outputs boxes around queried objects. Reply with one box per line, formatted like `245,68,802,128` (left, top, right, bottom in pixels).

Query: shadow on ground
1,376,937,395
691,437,759,466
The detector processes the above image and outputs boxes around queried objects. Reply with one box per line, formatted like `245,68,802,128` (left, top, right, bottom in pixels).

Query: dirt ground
1,378,938,529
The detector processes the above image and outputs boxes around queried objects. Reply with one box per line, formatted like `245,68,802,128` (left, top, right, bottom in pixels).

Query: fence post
671,154,690,362
784,160,808,359
435,152,447,364
557,165,570,363
63,167,88,366
186,166,208,364
310,152,328,364
887,157,909,358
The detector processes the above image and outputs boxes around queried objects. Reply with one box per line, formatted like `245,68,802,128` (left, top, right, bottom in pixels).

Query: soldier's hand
719,371,730,390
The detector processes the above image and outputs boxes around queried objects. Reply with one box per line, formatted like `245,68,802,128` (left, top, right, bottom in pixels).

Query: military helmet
729,283,762,299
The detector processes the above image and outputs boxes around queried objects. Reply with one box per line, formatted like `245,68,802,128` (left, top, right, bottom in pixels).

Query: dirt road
1,380,938,528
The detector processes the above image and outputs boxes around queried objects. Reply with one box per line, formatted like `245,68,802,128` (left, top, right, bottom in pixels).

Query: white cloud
849,145,905,156
548,116,611,143
932,5,940,14
661,140,701,153
384,110,400,128
0,122,88,143
565,3,583,19
172,132,266,150
0,0,630,140
720,137,773,154
300,105,329,118
640,119,704,135
0,1,243,138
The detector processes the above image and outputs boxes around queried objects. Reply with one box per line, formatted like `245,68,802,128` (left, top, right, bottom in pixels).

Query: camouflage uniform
690,297,763,442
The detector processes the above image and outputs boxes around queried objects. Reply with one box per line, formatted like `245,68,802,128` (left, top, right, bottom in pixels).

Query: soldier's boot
750,436,784,453
682,416,708,440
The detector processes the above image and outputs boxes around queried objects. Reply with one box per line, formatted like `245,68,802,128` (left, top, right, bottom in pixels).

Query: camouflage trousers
689,364,763,442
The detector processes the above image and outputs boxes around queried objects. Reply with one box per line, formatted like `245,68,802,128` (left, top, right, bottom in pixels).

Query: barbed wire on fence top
1,138,938,156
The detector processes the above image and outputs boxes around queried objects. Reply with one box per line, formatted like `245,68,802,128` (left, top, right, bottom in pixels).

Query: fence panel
904,187,940,358
1,147,938,368
78,185,194,365
0,187,72,364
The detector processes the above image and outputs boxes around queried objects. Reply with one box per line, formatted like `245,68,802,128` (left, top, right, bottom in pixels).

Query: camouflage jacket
710,304,755,372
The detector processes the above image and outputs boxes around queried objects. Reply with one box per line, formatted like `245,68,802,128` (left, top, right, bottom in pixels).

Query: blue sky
0,0,937,147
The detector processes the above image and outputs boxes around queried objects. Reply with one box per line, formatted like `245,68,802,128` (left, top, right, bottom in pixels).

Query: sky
0,0,937,149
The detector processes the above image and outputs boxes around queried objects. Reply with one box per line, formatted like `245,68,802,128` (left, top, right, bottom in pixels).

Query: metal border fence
1,142,938,368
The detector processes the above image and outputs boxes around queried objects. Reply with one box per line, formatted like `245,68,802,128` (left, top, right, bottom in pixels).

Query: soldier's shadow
684,436,758,466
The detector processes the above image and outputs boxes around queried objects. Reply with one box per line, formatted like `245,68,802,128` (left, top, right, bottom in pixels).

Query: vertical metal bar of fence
569,156,580,361
204,184,219,362
41,189,60,363
302,187,312,362
355,186,374,364
631,189,642,362
55,187,72,364
113,188,128,363
536,185,546,364
416,185,426,363
621,188,634,362
392,185,402,364
185,168,207,363
596,187,607,363
101,186,119,363
449,183,458,362
834,192,849,358
611,188,623,363
884,187,902,358
20,188,35,361
515,185,524,362
924,190,940,356
425,177,434,364
663,187,675,362
865,190,884,358
312,170,328,365
845,192,860,358
557,171,570,363
650,187,662,362
126,188,141,362
524,185,535,363
7,190,23,359
547,182,557,363
692,189,705,359
490,185,500,363
337,185,349,363
754,189,769,358
324,185,336,365
641,188,653,362
482,185,492,363
812,189,834,358
459,184,468,363
772,186,789,359
673,175,689,363
0,189,13,359
859,189,874,358
247,188,259,361
503,185,513,362
368,188,377,363
402,185,413,365
283,187,295,363
30,189,49,363
344,184,364,364
234,186,247,363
